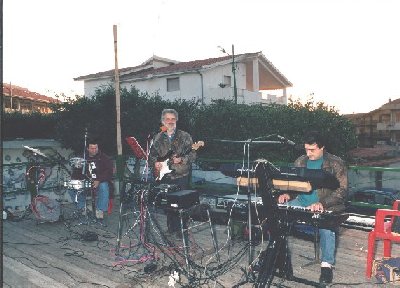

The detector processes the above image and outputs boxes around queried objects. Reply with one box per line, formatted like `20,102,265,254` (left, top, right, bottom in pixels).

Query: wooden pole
113,25,122,156
10,82,13,109
113,25,123,181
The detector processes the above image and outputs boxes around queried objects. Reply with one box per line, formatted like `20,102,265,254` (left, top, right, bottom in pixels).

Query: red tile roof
2,84,59,103
74,54,236,81
74,52,292,87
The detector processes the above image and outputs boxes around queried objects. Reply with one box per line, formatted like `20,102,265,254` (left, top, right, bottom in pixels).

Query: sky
4,0,400,115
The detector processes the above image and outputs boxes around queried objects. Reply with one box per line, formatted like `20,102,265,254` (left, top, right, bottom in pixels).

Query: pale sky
4,0,400,114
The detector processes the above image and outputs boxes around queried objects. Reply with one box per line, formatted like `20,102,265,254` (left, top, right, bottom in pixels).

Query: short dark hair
304,131,325,148
87,136,100,147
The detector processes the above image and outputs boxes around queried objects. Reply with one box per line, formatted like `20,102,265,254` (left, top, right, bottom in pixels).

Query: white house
74,52,292,105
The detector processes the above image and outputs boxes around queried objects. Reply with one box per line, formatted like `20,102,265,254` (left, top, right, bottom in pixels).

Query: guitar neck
157,141,203,162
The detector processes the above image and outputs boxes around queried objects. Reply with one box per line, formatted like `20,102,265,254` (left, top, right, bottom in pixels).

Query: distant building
345,98,400,147
74,53,292,105
2,83,59,113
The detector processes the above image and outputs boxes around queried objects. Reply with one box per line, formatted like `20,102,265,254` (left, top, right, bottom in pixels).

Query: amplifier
167,190,199,209
149,184,180,207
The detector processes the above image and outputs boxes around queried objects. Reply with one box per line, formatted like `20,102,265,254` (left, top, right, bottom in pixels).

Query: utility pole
231,44,237,104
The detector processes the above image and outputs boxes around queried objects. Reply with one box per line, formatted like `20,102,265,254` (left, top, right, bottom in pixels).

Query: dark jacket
87,150,114,183
149,129,196,180
294,152,348,212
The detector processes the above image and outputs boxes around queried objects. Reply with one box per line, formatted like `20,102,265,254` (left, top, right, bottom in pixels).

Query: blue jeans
287,198,336,265
68,182,110,212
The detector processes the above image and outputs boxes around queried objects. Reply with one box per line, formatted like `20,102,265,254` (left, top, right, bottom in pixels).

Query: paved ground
2,196,400,287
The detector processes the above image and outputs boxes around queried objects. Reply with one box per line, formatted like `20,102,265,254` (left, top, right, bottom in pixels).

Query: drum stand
73,186,106,226
23,149,46,220
54,153,71,221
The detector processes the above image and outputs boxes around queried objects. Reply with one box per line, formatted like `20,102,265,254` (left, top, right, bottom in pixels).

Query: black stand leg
207,208,220,263
301,224,320,268
255,229,293,287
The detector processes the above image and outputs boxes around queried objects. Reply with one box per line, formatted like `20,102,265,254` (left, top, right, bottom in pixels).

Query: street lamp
218,44,238,104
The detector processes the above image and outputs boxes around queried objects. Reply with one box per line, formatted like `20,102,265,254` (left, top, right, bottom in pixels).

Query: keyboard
277,204,348,229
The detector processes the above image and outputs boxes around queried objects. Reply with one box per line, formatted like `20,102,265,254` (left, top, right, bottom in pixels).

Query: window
395,111,400,122
167,77,180,92
4,97,11,108
224,75,232,87
12,99,19,109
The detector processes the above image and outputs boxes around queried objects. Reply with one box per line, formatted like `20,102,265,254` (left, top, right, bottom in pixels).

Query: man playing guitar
149,109,199,235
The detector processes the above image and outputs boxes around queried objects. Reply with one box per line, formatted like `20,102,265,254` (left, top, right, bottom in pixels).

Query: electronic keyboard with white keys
277,203,349,229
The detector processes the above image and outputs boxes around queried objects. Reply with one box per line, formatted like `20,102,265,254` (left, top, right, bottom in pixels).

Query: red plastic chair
366,200,400,278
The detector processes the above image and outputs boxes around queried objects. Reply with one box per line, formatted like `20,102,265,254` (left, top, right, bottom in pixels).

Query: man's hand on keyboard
307,202,324,212
278,193,291,204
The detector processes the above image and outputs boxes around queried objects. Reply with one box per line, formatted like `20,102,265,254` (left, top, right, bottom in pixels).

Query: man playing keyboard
278,131,348,285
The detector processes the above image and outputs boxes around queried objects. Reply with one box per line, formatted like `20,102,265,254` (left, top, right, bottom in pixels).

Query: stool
366,200,400,278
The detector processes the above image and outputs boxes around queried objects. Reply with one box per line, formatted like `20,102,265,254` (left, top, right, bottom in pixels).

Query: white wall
84,79,113,97
125,73,203,102
82,62,267,104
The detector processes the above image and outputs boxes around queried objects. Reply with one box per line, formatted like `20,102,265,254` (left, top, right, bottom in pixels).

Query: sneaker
96,210,104,219
319,267,333,284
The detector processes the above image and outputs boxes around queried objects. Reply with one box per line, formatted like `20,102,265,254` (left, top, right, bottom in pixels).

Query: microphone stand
116,135,149,256
79,129,94,225
82,129,88,177
216,137,281,269
144,135,154,182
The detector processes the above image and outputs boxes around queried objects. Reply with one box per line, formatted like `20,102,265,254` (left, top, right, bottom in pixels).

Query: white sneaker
96,210,104,219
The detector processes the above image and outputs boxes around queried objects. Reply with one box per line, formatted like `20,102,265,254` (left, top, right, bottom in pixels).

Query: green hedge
4,85,358,163
3,111,57,140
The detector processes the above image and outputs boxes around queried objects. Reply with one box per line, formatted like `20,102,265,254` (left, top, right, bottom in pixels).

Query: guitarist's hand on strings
154,162,162,172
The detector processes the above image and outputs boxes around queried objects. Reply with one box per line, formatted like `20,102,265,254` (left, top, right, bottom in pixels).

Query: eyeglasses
164,117,176,122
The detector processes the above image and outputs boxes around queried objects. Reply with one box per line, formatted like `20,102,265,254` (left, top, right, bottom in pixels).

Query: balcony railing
377,122,400,131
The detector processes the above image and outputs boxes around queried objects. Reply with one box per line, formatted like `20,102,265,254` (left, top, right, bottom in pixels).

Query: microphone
148,125,167,139
160,125,167,132
277,135,296,146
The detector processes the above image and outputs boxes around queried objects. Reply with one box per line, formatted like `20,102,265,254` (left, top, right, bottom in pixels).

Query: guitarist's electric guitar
156,141,204,181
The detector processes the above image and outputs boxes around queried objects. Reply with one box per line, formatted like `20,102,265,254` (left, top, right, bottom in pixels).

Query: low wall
3,139,75,210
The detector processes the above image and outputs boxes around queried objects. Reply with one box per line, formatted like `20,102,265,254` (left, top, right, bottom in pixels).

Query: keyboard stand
300,224,320,268
178,205,220,275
